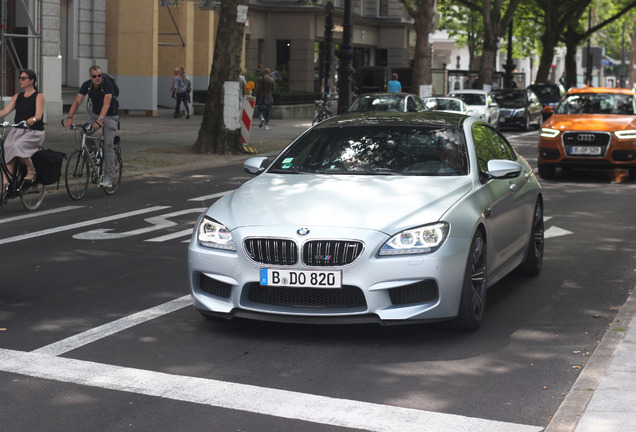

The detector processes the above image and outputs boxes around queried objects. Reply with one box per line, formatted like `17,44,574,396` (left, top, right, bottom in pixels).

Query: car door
472,123,529,273
486,93,500,127
526,90,542,126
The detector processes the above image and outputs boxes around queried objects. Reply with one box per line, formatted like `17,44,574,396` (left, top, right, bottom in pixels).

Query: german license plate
569,146,602,155
260,269,342,288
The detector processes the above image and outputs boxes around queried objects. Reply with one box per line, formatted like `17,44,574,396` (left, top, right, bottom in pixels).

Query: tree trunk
563,27,580,90
194,0,247,154
411,0,437,91
475,0,499,88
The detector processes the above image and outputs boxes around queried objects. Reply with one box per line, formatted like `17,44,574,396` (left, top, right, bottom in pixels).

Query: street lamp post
337,0,354,114
323,2,334,99
619,22,626,88
503,19,516,88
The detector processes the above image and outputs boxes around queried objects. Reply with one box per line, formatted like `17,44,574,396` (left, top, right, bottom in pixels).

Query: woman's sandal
25,169,37,183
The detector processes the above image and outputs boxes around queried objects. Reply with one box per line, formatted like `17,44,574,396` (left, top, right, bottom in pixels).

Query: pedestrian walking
172,67,191,119
256,68,276,130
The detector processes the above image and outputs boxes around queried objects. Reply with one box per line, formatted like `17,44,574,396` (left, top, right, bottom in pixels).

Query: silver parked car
188,112,544,330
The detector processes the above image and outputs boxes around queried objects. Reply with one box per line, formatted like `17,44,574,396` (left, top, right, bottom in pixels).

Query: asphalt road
1,128,636,431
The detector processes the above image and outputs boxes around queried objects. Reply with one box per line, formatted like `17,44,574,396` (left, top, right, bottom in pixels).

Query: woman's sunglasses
19,76,30,81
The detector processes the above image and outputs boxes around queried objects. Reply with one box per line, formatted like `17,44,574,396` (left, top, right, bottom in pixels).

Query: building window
378,0,388,17
276,40,291,73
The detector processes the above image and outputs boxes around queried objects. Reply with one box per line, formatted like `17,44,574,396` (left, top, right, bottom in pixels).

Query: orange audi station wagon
538,87,636,179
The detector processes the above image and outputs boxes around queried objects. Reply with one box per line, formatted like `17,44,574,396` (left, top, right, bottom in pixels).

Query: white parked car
422,97,469,114
448,89,500,128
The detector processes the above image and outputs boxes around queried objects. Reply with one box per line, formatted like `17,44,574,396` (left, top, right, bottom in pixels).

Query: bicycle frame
0,120,46,210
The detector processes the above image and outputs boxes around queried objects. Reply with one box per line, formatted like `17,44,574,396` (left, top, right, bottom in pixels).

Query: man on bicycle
65,65,119,188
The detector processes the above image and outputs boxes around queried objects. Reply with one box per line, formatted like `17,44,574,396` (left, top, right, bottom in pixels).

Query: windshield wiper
269,168,304,174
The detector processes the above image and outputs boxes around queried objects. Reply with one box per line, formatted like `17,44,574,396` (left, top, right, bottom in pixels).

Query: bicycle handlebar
1,120,28,128
60,119,99,135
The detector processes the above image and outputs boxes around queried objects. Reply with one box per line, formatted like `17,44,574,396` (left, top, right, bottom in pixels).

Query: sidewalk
43,109,636,432
44,108,312,176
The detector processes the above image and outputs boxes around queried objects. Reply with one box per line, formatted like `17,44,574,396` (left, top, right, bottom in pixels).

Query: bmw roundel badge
297,227,310,236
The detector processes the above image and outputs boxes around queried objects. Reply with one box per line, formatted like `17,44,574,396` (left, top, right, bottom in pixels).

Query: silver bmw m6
188,112,543,330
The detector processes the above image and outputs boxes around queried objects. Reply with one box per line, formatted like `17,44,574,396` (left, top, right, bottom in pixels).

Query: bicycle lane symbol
72,208,205,241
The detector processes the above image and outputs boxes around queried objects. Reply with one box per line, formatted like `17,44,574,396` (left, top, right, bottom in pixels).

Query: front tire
20,182,46,210
538,163,556,179
65,149,89,200
517,199,544,276
450,231,487,331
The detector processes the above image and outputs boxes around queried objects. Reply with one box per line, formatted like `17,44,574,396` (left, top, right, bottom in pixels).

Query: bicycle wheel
103,145,123,195
65,149,89,200
20,182,46,211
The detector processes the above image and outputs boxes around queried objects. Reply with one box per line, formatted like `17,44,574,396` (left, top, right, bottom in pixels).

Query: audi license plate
569,146,602,155
260,269,342,288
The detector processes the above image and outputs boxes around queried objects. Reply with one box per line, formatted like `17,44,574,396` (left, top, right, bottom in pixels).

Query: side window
472,123,516,173
406,97,416,112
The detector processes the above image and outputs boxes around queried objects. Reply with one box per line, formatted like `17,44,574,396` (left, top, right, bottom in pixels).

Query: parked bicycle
312,98,333,125
0,121,46,210
64,121,122,200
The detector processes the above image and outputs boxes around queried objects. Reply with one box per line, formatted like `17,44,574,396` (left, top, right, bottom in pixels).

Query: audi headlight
615,130,636,140
540,128,560,138
379,222,449,256
197,217,236,250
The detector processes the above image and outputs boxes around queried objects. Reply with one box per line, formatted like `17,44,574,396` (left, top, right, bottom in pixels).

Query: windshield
556,93,635,115
348,95,405,112
493,91,526,108
529,85,561,103
269,125,468,176
450,93,486,106
425,98,463,112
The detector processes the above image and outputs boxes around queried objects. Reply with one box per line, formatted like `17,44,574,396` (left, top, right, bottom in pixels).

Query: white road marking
0,205,84,224
545,226,573,239
33,295,192,357
0,206,170,245
0,348,542,432
188,190,233,202
73,208,204,240
146,228,193,242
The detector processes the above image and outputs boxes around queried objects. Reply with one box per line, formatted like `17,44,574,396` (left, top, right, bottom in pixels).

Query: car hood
545,114,636,131
208,174,473,233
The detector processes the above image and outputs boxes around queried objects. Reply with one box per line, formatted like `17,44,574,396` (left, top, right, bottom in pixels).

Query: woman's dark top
15,91,44,131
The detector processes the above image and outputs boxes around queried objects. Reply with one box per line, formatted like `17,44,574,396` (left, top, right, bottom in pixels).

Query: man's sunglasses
91,74,102,79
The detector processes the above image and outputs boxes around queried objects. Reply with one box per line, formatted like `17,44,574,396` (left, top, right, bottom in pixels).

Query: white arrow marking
0,206,170,245
73,208,205,240
545,226,573,239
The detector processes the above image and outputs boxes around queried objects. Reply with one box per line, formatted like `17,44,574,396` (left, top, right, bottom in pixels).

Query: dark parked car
347,92,424,113
492,89,543,131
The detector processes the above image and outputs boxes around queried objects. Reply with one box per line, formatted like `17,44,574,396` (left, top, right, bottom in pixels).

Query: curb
544,285,636,432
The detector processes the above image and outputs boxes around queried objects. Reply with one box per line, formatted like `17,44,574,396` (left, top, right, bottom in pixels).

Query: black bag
185,79,192,93
32,148,66,186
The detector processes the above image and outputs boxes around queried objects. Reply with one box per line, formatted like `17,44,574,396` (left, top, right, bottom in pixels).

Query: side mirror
243,157,269,175
542,106,554,115
486,159,521,179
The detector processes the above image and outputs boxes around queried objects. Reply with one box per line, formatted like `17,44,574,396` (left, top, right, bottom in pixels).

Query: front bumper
188,226,470,324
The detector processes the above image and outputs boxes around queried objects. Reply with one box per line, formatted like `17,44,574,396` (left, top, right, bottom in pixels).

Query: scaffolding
1,0,42,98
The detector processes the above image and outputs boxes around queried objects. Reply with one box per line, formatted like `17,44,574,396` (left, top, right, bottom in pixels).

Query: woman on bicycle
0,69,45,186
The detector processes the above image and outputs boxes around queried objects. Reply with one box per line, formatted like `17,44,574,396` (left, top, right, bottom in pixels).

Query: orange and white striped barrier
241,96,257,153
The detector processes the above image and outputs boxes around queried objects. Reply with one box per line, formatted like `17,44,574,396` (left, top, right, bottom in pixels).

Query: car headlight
197,217,236,250
540,128,560,138
614,130,636,140
513,110,525,118
379,222,449,256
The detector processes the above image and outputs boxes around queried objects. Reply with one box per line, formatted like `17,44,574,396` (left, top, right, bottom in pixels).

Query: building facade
2,0,607,122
